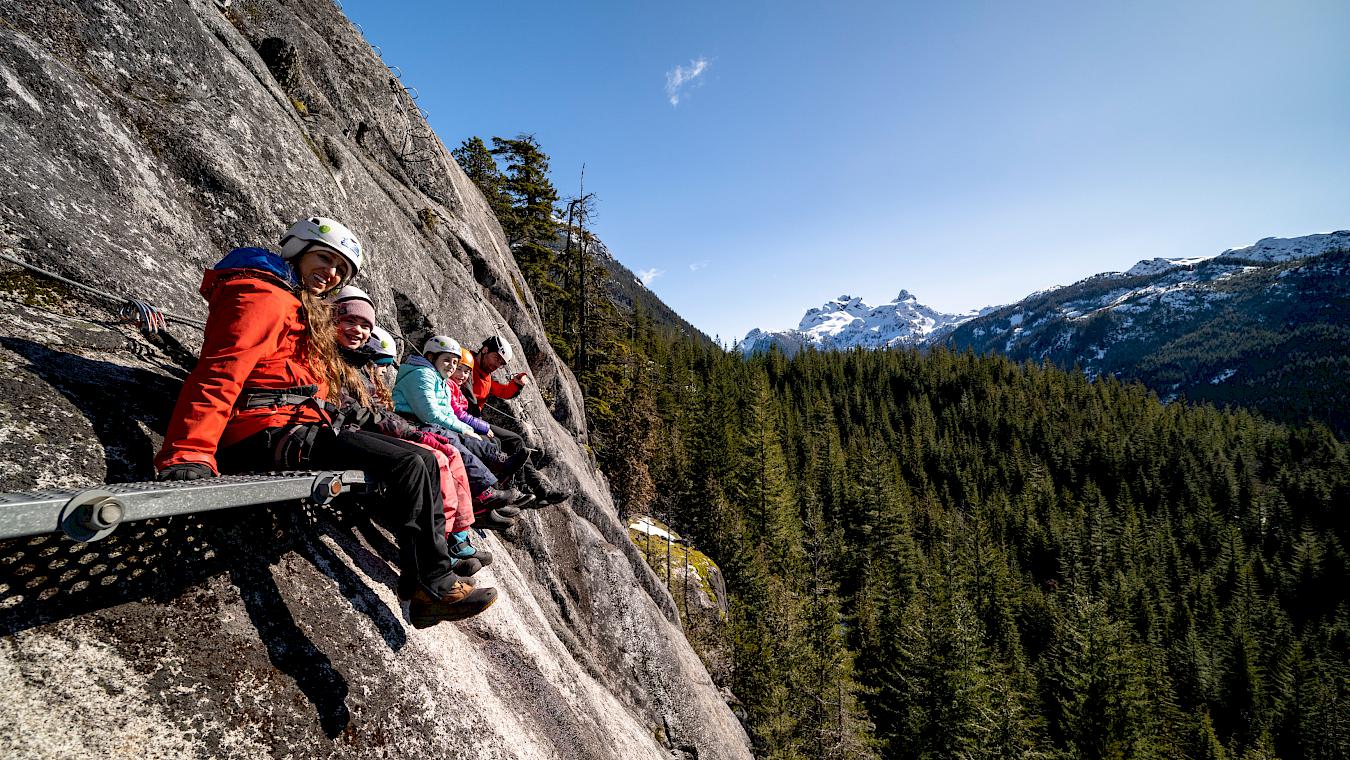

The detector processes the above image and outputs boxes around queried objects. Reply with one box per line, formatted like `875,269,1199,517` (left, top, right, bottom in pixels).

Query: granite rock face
0,0,751,756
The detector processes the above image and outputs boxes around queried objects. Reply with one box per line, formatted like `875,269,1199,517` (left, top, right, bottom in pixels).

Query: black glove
156,463,216,481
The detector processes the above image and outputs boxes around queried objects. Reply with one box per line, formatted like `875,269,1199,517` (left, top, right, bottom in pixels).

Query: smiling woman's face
335,315,372,349
295,246,350,294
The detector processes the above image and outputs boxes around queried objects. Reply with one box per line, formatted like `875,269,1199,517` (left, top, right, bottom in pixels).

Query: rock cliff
0,0,751,756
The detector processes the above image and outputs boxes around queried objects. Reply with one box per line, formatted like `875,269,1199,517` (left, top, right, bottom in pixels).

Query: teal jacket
393,355,473,435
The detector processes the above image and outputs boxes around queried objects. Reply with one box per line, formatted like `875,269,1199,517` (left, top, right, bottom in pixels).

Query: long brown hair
365,364,395,410
297,288,363,404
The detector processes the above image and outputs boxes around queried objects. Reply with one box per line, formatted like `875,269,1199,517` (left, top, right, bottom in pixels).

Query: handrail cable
0,251,207,334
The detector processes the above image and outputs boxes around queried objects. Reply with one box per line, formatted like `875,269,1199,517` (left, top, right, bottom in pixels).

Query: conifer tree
452,136,513,225
490,134,562,308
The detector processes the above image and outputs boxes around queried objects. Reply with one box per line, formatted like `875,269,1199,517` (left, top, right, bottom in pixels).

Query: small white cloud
638,267,665,285
689,260,709,272
665,57,710,106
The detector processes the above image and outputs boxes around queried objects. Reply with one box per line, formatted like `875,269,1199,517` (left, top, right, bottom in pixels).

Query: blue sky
340,0,1350,343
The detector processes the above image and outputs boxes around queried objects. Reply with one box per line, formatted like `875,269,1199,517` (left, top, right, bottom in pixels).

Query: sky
340,0,1350,343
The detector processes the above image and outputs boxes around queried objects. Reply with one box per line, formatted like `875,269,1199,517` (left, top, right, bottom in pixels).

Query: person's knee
411,446,440,473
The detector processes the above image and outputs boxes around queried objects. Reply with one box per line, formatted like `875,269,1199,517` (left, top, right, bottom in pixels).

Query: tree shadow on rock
226,537,353,739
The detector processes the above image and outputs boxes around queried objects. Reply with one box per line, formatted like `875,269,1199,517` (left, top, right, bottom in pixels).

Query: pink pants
411,442,475,535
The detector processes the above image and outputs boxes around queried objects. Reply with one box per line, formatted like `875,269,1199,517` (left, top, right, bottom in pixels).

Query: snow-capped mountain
944,230,1350,378
740,291,989,355
739,231,1350,432
942,230,1350,431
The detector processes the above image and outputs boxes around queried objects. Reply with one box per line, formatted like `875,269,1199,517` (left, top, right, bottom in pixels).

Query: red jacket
470,356,522,405
155,265,328,473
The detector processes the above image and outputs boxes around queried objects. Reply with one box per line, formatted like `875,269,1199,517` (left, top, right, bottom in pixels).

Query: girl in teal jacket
393,335,524,477
393,336,481,439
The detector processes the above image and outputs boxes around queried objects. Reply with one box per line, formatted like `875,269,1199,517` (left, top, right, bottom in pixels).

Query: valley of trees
457,136,1350,759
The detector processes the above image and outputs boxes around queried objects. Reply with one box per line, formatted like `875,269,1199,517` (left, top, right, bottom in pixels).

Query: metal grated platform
0,471,370,543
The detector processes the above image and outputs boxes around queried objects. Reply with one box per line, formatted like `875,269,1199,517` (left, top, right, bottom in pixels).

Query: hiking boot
521,472,571,507
494,449,529,483
523,486,570,507
400,584,498,628
473,508,518,532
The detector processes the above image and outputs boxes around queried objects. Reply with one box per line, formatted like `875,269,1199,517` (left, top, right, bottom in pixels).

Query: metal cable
0,251,207,332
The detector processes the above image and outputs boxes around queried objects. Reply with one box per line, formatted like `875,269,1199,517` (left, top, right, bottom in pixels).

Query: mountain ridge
739,231,1350,432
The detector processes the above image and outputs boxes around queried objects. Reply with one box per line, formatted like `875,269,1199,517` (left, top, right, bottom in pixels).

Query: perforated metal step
0,471,370,543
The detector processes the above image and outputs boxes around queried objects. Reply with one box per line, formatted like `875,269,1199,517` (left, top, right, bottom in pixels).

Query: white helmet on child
329,284,373,305
423,335,462,357
367,325,398,360
279,216,364,282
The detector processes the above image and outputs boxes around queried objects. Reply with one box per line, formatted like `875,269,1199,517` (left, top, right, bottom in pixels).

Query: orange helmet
458,347,475,370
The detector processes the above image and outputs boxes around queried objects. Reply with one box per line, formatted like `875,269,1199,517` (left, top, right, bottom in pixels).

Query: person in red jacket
467,335,570,505
154,216,494,628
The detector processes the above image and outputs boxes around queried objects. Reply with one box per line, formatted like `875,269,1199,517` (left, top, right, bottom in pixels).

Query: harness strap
238,385,338,414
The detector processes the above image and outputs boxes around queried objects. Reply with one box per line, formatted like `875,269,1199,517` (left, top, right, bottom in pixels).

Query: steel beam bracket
59,489,125,543
311,473,345,505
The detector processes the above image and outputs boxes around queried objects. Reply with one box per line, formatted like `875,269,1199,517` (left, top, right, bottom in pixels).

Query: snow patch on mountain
1125,256,1213,277
1217,231,1350,263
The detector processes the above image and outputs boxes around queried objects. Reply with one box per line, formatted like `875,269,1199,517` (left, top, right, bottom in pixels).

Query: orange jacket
469,356,522,405
155,264,328,473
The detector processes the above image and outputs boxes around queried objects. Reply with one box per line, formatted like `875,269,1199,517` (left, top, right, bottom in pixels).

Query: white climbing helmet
329,284,373,305
423,335,462,357
367,325,397,360
482,334,514,363
279,216,364,282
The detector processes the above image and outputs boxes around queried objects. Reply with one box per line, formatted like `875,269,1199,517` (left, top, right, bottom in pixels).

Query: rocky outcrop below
627,516,732,687
0,0,750,756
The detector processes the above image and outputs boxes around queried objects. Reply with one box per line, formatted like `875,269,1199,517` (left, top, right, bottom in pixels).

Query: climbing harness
0,251,206,335
238,385,330,412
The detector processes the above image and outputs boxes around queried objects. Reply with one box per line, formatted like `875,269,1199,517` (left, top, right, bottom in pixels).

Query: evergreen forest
458,135,1350,760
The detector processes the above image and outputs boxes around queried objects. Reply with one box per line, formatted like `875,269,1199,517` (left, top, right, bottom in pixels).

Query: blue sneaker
449,530,494,567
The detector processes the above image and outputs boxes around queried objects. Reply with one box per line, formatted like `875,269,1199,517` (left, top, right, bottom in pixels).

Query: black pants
219,426,457,598
486,423,554,492
488,424,524,455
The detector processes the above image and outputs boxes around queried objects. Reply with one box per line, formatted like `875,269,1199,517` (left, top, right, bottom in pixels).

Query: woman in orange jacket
154,217,494,627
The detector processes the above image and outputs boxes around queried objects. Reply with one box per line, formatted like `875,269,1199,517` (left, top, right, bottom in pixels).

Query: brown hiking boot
401,584,499,629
